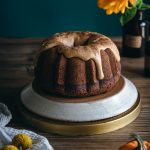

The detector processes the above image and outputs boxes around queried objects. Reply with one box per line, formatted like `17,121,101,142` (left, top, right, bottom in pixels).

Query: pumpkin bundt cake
34,31,121,97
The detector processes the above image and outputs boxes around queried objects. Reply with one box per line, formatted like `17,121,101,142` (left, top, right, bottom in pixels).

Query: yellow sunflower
98,0,136,15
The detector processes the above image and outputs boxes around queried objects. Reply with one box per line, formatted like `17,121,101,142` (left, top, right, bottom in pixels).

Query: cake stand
19,76,141,135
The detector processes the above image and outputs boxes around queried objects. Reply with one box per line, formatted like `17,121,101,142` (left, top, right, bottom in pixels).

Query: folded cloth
0,103,53,150
0,103,12,127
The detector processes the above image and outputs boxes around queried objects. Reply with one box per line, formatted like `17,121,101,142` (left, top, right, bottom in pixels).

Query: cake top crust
38,31,120,80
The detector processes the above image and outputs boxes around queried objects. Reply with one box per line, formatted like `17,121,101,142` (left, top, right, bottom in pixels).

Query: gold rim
19,93,141,136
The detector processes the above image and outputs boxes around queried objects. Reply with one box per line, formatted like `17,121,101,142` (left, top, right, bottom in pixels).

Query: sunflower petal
129,0,136,5
97,0,133,14
106,9,114,15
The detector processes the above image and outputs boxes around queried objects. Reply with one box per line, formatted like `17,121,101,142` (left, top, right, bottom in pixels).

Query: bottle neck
135,10,144,20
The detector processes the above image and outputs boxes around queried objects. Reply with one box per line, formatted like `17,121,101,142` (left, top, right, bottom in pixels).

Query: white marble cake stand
19,76,140,135
21,76,138,122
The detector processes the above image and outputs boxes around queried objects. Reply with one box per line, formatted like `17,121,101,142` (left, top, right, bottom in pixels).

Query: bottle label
124,35,142,48
145,55,150,70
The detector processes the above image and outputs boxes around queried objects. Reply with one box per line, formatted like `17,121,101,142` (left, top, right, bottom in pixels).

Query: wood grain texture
0,37,150,150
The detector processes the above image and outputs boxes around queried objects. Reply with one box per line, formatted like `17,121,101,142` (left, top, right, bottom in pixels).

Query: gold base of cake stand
19,93,141,136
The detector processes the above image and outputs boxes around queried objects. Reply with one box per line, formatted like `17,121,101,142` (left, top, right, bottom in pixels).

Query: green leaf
140,3,150,10
136,0,143,8
120,7,137,26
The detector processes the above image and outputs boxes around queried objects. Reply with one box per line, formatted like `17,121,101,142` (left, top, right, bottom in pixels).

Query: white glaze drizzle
40,32,120,80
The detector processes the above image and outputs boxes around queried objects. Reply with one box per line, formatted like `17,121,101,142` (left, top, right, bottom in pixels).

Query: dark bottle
122,9,149,57
145,40,150,77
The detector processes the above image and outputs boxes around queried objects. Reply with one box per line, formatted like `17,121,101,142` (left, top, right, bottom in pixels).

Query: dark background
0,0,149,37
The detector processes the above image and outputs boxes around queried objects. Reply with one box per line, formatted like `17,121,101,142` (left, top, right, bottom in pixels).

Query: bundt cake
34,31,121,97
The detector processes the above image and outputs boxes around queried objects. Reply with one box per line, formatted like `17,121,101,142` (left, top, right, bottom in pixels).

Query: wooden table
0,38,150,150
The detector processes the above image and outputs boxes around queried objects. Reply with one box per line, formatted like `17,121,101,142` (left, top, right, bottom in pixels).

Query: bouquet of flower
98,0,150,25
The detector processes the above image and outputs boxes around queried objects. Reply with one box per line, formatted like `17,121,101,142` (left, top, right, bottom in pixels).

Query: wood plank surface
0,37,150,150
